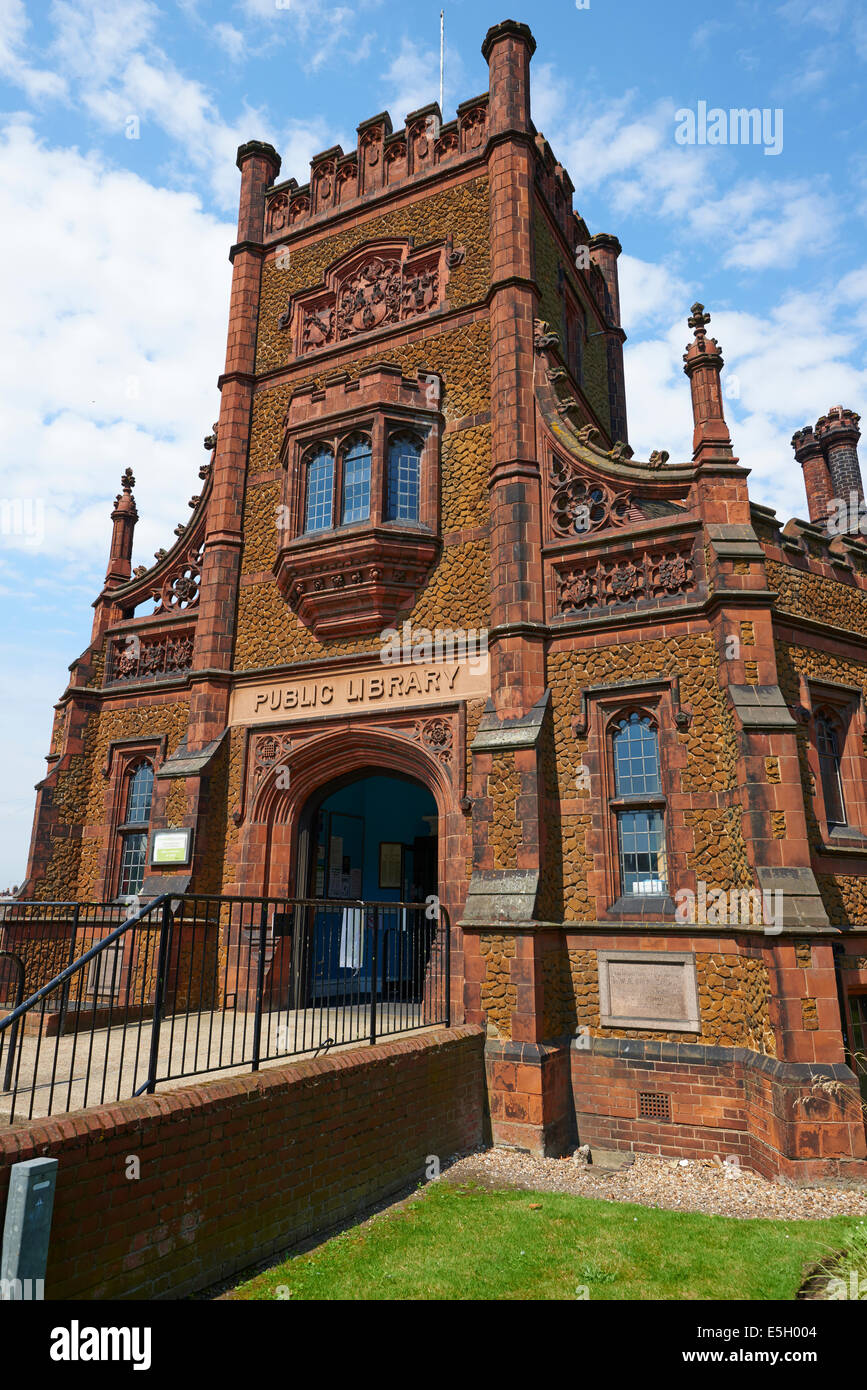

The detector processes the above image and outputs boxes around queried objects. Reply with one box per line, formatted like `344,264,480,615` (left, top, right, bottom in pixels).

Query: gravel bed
442,1147,867,1221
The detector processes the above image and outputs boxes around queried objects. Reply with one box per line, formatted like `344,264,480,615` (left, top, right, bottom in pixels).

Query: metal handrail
0,952,25,1092
0,896,169,1036
0,893,450,1125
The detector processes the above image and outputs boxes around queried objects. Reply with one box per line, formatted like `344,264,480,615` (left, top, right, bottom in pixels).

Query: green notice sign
151,829,192,866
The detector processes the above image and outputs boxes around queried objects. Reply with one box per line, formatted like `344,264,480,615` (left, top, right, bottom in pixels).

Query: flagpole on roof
439,10,444,115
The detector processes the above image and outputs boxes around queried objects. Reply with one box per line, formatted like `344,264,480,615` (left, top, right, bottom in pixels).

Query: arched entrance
237,725,462,1025
294,770,438,1003
302,770,437,903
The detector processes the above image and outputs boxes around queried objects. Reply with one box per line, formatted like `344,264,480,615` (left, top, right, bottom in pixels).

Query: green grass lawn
226,1182,861,1301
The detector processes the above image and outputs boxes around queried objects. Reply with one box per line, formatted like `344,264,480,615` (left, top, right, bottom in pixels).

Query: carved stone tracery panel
549,452,631,538
278,239,452,351
556,543,696,615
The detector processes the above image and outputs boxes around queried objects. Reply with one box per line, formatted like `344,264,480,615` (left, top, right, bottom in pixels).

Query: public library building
19,20,867,1175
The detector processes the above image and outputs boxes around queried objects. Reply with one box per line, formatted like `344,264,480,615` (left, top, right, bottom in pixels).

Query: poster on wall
379,841,403,890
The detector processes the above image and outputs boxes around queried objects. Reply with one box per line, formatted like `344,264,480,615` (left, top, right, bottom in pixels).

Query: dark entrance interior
287,771,438,1005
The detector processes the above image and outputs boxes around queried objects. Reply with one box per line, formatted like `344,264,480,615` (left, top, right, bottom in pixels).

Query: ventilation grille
638,1091,671,1121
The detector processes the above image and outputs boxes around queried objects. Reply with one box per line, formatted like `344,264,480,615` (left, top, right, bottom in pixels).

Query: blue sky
1,0,866,888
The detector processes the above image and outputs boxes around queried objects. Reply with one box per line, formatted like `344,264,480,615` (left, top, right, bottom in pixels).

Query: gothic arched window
816,710,847,828
386,431,422,523
118,761,154,897
611,712,667,896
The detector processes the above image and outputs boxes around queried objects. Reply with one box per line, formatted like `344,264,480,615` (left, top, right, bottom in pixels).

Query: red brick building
19,20,867,1176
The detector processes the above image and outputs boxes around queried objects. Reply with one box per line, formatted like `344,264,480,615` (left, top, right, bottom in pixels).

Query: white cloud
0,0,334,209
689,178,838,271
213,23,245,62
0,0,68,99
542,87,841,271
776,0,850,34
623,336,694,465
0,116,233,568
623,276,867,516
618,254,688,333
531,61,570,133
691,20,726,52
379,35,465,124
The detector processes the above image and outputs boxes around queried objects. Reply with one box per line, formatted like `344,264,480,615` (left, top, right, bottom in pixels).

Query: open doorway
287,770,438,1005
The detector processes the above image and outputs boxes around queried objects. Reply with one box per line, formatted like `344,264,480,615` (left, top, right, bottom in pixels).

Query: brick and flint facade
19,21,867,1177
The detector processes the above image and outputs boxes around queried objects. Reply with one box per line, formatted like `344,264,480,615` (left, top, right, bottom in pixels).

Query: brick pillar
792,424,833,525
461,23,575,1157
187,140,281,751
90,470,139,643
682,302,732,464
482,19,545,718
588,233,628,445
816,406,863,507
103,468,138,588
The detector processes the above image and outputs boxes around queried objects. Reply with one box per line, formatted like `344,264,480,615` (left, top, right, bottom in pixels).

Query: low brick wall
0,1025,485,1300
571,1038,867,1181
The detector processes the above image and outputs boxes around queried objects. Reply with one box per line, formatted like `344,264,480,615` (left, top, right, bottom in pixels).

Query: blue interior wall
319,775,436,900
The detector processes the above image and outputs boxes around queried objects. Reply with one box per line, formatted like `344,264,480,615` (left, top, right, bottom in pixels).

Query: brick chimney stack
791,424,833,524
815,406,863,506
791,407,862,525
104,467,138,587
589,232,628,444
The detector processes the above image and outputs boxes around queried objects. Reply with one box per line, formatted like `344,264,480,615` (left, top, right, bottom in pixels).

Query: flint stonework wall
236,320,492,672
533,204,610,433
544,633,748,920
768,557,867,639
255,175,491,375
34,701,189,901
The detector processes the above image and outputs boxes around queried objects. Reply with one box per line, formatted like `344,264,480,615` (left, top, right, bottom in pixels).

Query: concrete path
0,1003,431,1125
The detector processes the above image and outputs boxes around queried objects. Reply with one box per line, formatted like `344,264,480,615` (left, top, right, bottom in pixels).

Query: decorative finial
121,467,135,492
688,302,711,340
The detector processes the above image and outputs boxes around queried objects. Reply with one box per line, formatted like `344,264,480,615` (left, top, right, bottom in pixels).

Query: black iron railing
0,894,450,1126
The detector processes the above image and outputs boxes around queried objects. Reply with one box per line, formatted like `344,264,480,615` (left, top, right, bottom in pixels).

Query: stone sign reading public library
229,659,490,725
15,20,867,1177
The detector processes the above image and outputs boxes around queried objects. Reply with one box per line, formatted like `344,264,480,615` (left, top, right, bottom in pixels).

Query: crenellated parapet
532,132,576,249
263,95,490,241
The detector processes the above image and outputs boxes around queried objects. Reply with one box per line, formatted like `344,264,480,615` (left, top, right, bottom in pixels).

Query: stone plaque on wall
597,950,700,1032
229,658,490,727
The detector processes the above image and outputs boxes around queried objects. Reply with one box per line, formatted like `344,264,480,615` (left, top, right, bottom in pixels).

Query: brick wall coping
0,1025,484,1162
572,1034,859,1083
459,919,847,937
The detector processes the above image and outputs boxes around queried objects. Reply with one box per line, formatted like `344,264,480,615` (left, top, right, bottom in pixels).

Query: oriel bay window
275,368,443,637
611,711,668,898
298,425,427,535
